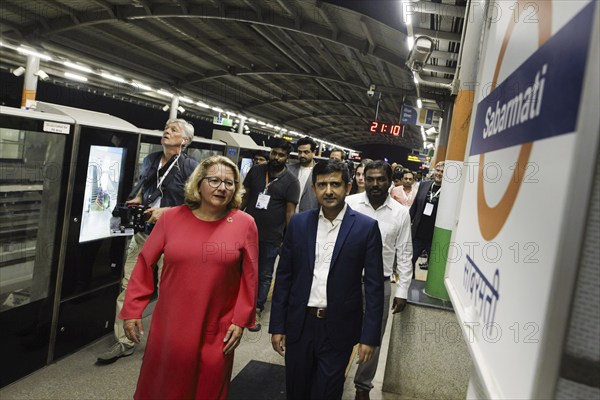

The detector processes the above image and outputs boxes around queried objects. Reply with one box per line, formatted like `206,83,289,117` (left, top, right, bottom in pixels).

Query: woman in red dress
120,155,258,399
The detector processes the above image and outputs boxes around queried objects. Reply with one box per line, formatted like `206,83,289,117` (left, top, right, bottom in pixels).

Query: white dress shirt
345,193,413,299
307,204,347,307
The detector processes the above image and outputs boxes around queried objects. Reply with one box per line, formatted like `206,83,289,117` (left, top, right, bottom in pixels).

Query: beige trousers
114,232,163,345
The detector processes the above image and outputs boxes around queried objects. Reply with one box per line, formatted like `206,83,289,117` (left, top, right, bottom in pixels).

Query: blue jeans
257,241,280,311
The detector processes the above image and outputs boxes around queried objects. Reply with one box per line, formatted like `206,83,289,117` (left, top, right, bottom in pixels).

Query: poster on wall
444,1,598,398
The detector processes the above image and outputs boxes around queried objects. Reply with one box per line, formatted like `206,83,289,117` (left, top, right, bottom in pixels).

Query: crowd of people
97,118,446,400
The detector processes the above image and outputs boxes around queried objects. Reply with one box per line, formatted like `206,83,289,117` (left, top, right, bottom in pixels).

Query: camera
112,204,150,233
367,84,376,97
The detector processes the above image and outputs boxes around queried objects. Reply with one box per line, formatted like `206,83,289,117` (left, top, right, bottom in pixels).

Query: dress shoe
355,388,370,400
248,308,262,332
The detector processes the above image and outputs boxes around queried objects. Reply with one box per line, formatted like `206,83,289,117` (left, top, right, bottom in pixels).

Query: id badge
423,203,434,216
256,193,271,209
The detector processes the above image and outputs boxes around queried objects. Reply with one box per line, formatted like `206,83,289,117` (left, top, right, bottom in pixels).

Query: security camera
12,66,26,77
35,70,49,81
406,36,434,72
367,84,376,97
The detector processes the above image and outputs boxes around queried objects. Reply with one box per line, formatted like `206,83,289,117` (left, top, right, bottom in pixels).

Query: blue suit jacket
269,206,385,350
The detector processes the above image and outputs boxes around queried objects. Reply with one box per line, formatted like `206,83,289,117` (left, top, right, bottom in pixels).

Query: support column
169,96,179,120
425,0,486,300
238,117,245,134
430,102,452,166
21,56,40,109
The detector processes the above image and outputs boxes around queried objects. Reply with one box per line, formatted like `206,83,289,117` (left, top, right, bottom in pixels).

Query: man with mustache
288,137,319,212
242,138,300,331
345,160,413,400
270,160,384,400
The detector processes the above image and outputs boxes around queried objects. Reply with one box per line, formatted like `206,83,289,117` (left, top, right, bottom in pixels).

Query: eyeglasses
202,176,237,190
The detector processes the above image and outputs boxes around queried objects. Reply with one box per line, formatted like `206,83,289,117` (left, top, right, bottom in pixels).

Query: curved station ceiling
0,0,466,150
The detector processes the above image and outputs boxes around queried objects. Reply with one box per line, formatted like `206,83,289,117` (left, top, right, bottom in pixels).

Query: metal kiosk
0,102,140,387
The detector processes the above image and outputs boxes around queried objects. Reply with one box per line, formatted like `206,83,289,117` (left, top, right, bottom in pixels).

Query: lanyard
428,184,441,202
157,153,181,191
263,171,279,194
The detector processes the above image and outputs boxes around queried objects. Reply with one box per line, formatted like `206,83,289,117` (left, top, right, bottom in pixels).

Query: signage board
444,2,598,398
213,116,233,127
400,105,435,127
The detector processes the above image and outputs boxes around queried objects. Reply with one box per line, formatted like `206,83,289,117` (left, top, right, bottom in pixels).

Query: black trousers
411,237,432,276
284,313,354,400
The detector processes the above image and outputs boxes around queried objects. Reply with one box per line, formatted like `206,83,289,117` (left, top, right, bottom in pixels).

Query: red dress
120,206,258,400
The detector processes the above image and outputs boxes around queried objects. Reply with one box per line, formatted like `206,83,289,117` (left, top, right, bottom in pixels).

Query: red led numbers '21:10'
369,121,402,136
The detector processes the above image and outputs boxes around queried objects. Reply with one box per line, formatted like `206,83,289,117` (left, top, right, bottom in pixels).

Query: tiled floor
0,297,423,400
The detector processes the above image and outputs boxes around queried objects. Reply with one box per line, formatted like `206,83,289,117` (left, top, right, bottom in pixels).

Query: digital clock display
369,121,403,136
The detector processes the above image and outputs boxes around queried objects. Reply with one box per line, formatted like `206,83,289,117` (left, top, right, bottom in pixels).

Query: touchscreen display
79,145,125,242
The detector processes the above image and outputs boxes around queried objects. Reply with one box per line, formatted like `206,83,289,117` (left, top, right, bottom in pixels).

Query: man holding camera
97,118,198,364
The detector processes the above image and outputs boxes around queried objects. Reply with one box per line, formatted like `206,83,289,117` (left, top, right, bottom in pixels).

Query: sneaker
248,309,262,332
96,342,135,364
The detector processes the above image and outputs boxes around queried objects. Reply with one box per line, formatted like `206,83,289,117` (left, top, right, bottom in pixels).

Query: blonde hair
184,156,243,210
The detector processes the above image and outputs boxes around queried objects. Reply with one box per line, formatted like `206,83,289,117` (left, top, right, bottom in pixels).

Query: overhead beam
125,20,225,72
250,25,312,73
342,47,371,87
91,0,116,18
305,36,347,80
408,1,466,19
274,27,323,75
422,64,456,75
315,1,338,40
359,16,375,54
413,27,461,43
275,0,297,19
243,97,370,112
430,50,459,62
374,59,394,87
283,113,365,124
242,0,262,20
185,69,370,92
41,37,174,82
44,0,80,24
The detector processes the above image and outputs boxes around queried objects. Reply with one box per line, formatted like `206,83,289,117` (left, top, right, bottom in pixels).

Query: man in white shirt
346,160,413,400
288,137,319,212
270,160,384,400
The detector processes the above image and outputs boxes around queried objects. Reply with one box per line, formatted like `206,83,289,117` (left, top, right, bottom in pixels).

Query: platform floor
0,297,428,400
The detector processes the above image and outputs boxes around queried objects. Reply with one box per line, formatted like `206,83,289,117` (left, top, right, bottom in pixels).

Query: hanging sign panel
213,116,233,127
444,1,598,398
400,105,435,126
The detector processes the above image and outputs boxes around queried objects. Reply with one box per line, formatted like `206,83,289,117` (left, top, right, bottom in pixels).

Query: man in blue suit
270,160,385,400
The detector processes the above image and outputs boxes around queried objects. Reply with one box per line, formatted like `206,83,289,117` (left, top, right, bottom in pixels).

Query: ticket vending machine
32,102,140,362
